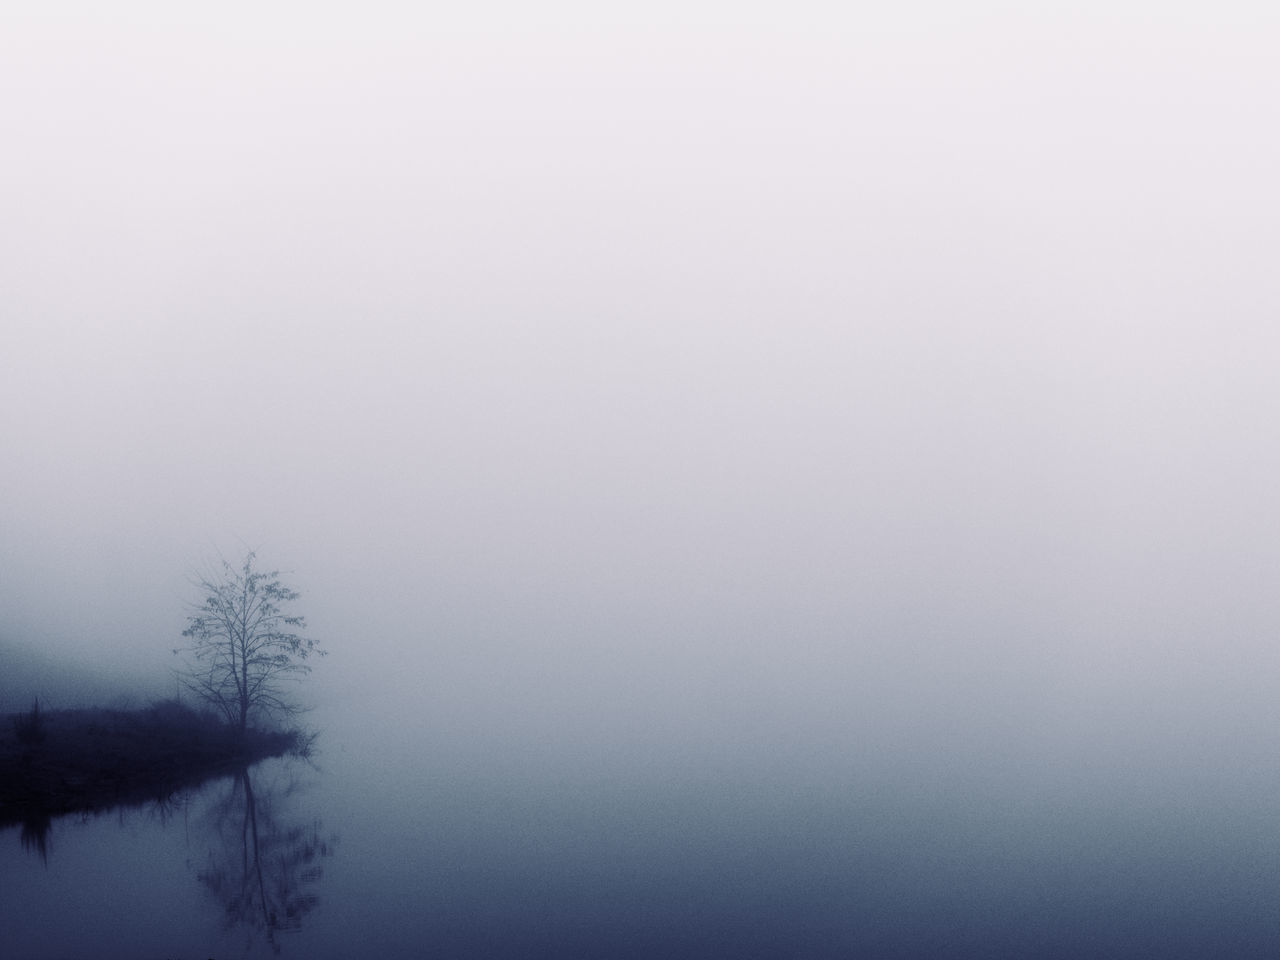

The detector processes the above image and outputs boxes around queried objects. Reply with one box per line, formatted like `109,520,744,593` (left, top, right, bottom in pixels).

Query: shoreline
0,700,301,829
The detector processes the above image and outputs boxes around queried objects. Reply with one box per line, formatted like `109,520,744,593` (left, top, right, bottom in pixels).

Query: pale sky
3,2,1280,765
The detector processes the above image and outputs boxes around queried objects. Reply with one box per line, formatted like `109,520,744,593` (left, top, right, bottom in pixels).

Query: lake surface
5,703,1280,960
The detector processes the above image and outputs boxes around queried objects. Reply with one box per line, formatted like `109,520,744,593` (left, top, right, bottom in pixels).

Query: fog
4,2,1280,793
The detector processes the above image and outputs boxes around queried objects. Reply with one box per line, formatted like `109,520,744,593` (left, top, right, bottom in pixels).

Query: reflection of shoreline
16,808,52,864
1,761,248,865
0,701,299,859
2,740,338,954
196,762,337,952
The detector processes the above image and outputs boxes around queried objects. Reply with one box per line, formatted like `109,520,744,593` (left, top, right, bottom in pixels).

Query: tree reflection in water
195,763,336,954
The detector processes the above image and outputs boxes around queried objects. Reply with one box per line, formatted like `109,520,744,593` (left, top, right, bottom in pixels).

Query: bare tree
175,552,324,732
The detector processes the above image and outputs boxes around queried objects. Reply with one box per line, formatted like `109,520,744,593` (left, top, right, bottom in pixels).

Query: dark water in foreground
4,714,1280,959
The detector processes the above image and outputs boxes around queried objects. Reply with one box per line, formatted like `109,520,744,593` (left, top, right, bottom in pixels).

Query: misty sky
3,3,1280,769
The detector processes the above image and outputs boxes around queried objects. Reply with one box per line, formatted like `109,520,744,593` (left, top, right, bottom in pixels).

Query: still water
5,706,1280,959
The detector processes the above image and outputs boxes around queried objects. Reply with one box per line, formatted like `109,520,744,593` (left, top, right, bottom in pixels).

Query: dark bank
0,696,307,842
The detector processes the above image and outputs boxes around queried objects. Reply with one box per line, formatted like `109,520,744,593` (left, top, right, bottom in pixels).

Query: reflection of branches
147,788,194,827
19,810,51,864
196,764,336,953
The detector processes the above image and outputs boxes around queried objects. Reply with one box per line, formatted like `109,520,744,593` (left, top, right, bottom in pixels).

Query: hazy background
4,1,1280,788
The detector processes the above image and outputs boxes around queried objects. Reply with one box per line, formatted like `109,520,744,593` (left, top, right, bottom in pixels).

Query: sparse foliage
174,553,324,732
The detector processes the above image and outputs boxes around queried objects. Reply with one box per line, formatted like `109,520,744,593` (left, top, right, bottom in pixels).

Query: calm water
5,706,1280,960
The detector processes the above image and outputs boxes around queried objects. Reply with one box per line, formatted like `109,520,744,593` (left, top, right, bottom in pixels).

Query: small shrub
13,698,46,746
288,728,319,760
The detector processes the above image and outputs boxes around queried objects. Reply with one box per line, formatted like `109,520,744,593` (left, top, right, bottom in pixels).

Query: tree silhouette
175,552,325,732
